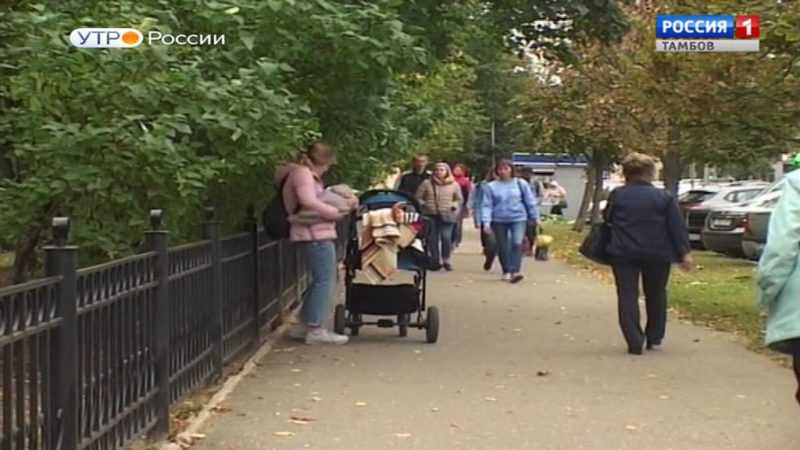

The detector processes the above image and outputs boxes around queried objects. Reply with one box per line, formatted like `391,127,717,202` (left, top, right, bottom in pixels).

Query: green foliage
0,0,632,278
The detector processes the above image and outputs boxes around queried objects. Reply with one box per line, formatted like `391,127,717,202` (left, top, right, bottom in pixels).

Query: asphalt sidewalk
194,228,798,450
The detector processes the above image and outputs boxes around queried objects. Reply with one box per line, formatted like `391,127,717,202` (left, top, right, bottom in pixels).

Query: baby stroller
335,190,440,343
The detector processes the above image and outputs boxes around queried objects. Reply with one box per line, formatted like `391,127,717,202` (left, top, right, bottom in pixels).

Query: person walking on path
396,154,430,197
545,180,568,216
605,153,692,355
524,172,544,257
480,159,538,283
451,163,473,249
277,142,350,345
471,168,497,271
757,169,800,406
416,162,463,271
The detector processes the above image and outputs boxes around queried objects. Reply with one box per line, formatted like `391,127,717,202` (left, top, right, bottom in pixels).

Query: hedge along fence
0,207,349,450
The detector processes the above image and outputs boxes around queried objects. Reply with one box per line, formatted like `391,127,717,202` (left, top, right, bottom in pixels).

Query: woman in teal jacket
758,170,800,406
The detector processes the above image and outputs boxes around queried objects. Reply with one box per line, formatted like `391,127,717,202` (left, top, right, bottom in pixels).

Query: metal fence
0,209,350,450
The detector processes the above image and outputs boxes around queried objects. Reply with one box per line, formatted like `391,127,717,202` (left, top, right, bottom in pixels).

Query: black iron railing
0,208,350,450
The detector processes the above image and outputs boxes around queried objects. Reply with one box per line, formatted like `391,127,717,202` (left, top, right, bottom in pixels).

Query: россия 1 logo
655,15,760,53
70,28,225,48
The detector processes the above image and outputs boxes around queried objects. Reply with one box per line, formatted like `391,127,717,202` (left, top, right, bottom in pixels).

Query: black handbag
579,191,616,265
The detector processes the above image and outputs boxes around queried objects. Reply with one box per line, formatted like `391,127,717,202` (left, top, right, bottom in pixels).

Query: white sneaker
288,323,306,340
305,328,349,345
502,274,511,281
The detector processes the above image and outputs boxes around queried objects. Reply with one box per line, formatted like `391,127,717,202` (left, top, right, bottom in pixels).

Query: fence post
202,207,224,378
44,217,78,450
245,205,262,342
144,209,170,438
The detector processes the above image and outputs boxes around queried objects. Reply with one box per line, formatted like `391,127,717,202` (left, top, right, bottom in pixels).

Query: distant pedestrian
545,180,568,216
757,169,800,406
471,168,497,271
480,159,539,283
524,173,544,256
396,154,430,197
416,162,463,271
451,163,473,249
605,153,692,355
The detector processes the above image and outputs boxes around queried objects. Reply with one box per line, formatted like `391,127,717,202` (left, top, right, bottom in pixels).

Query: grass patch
545,222,766,351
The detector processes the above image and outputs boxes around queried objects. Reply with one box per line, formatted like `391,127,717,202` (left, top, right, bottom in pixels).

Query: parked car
682,185,766,247
742,204,778,261
702,191,782,257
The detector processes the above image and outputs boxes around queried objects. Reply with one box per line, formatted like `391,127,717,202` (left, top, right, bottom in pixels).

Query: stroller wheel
398,314,410,337
425,307,440,344
350,313,361,337
334,304,346,335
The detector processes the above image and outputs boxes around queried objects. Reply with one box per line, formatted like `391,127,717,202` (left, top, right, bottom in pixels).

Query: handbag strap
516,178,533,219
603,188,619,225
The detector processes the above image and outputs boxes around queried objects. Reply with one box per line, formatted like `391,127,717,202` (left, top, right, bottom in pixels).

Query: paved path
195,229,798,450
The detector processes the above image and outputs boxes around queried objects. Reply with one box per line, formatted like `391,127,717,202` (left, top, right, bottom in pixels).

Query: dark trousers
611,261,672,351
429,217,455,266
480,227,497,267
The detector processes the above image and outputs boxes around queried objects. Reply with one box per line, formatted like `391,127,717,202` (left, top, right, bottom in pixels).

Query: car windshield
680,190,716,203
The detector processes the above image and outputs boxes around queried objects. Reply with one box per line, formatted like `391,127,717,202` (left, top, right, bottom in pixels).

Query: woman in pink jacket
277,142,349,345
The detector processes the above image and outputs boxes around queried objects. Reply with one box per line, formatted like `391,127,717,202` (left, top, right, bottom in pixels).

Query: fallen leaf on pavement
537,371,550,377
273,431,296,437
625,425,638,431
311,396,322,402
355,401,368,407
290,416,316,425
450,423,462,429
211,406,232,413
431,407,440,412
190,433,207,440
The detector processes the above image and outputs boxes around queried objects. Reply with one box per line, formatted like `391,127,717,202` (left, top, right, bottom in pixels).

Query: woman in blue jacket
480,159,538,283
758,170,800,406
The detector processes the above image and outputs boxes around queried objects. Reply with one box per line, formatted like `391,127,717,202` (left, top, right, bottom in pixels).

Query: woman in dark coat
605,153,693,355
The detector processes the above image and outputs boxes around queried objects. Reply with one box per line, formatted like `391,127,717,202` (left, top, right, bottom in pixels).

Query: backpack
263,175,294,239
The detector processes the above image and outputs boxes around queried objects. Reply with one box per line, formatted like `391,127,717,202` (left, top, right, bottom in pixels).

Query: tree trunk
12,224,45,284
11,202,57,284
589,157,606,223
573,166,595,232
662,126,683,195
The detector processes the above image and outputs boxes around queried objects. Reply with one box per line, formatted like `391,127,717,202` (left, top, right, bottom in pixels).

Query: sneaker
288,323,306,340
443,262,453,271
510,274,525,284
646,340,663,351
305,328,349,345
502,273,511,281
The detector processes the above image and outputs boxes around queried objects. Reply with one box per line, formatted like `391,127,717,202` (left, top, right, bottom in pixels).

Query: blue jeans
492,221,527,274
299,240,336,327
429,217,455,266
